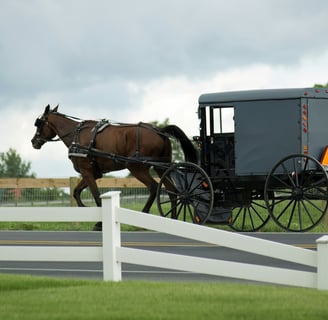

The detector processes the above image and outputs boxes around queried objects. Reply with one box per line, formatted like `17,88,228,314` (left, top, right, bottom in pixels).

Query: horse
31,105,198,230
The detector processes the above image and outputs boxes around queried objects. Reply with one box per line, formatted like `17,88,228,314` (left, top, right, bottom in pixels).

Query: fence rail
0,177,148,207
0,177,146,188
0,191,327,290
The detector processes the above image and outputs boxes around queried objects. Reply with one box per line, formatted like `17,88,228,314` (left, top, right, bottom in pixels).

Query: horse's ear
53,104,59,112
45,105,50,114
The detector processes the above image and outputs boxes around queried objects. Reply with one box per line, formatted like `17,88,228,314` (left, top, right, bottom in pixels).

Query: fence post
69,177,79,207
316,235,328,290
101,191,122,281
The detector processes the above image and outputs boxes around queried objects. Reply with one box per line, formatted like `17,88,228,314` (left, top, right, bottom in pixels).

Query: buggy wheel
264,154,328,232
156,162,214,224
229,191,271,232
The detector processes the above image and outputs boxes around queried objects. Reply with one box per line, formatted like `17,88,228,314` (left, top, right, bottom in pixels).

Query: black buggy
156,88,328,232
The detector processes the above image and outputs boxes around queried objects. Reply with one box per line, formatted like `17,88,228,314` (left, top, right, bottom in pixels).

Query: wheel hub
291,187,303,200
179,192,191,204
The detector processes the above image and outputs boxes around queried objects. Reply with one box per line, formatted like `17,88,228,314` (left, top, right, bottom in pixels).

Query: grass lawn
0,274,328,320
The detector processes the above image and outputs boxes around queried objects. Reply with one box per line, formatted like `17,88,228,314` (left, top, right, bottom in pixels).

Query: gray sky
1,0,328,177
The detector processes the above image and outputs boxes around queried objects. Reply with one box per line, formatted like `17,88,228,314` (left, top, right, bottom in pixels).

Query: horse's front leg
129,165,158,213
79,170,102,231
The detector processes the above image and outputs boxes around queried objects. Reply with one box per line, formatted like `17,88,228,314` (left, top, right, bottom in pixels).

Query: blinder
33,115,60,143
34,118,45,128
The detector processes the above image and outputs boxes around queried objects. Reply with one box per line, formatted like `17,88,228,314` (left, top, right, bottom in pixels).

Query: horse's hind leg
142,179,158,213
154,167,177,218
128,165,158,213
73,178,88,207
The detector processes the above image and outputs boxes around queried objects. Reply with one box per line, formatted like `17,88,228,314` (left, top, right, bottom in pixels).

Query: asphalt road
0,231,324,283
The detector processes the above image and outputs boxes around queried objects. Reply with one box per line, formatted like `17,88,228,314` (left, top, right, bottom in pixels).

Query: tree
150,118,185,162
314,82,328,88
0,148,35,178
150,118,170,128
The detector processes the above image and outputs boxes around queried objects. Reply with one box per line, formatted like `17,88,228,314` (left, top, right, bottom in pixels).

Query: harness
68,120,167,177
68,119,110,178
69,119,108,151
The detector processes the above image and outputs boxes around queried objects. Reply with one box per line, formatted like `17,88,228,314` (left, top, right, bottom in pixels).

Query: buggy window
211,107,234,134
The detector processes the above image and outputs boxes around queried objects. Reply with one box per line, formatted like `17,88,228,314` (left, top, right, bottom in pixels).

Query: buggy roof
198,87,328,105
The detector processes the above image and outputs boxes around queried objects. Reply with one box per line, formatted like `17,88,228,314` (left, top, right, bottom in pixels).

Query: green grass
0,274,327,320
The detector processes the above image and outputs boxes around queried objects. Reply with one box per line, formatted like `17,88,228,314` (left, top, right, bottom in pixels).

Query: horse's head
31,104,59,149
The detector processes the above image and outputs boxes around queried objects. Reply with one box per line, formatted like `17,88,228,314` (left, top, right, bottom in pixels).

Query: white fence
0,191,327,290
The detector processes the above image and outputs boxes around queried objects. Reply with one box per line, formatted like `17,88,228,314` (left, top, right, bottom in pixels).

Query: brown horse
31,105,198,230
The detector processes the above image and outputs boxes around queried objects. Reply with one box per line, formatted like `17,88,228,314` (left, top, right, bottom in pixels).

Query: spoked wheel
264,154,328,232
229,191,271,232
156,162,214,224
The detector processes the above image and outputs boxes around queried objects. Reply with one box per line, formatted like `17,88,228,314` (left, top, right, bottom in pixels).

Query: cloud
1,0,328,105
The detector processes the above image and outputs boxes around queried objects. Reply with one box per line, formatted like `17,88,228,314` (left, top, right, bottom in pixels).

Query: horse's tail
160,125,198,164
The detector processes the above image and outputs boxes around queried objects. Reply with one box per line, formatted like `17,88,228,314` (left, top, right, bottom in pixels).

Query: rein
50,112,85,142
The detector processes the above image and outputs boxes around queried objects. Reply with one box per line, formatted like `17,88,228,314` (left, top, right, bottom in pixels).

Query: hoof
93,222,102,231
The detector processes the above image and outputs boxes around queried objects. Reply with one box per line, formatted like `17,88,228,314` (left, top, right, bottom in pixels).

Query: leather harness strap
70,120,109,178
68,120,168,174
135,123,140,157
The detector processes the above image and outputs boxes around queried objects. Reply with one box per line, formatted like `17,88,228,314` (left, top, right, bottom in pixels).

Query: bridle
33,112,80,144
34,115,61,143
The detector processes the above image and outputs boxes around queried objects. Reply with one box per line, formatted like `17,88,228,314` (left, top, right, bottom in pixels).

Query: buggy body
198,88,328,178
